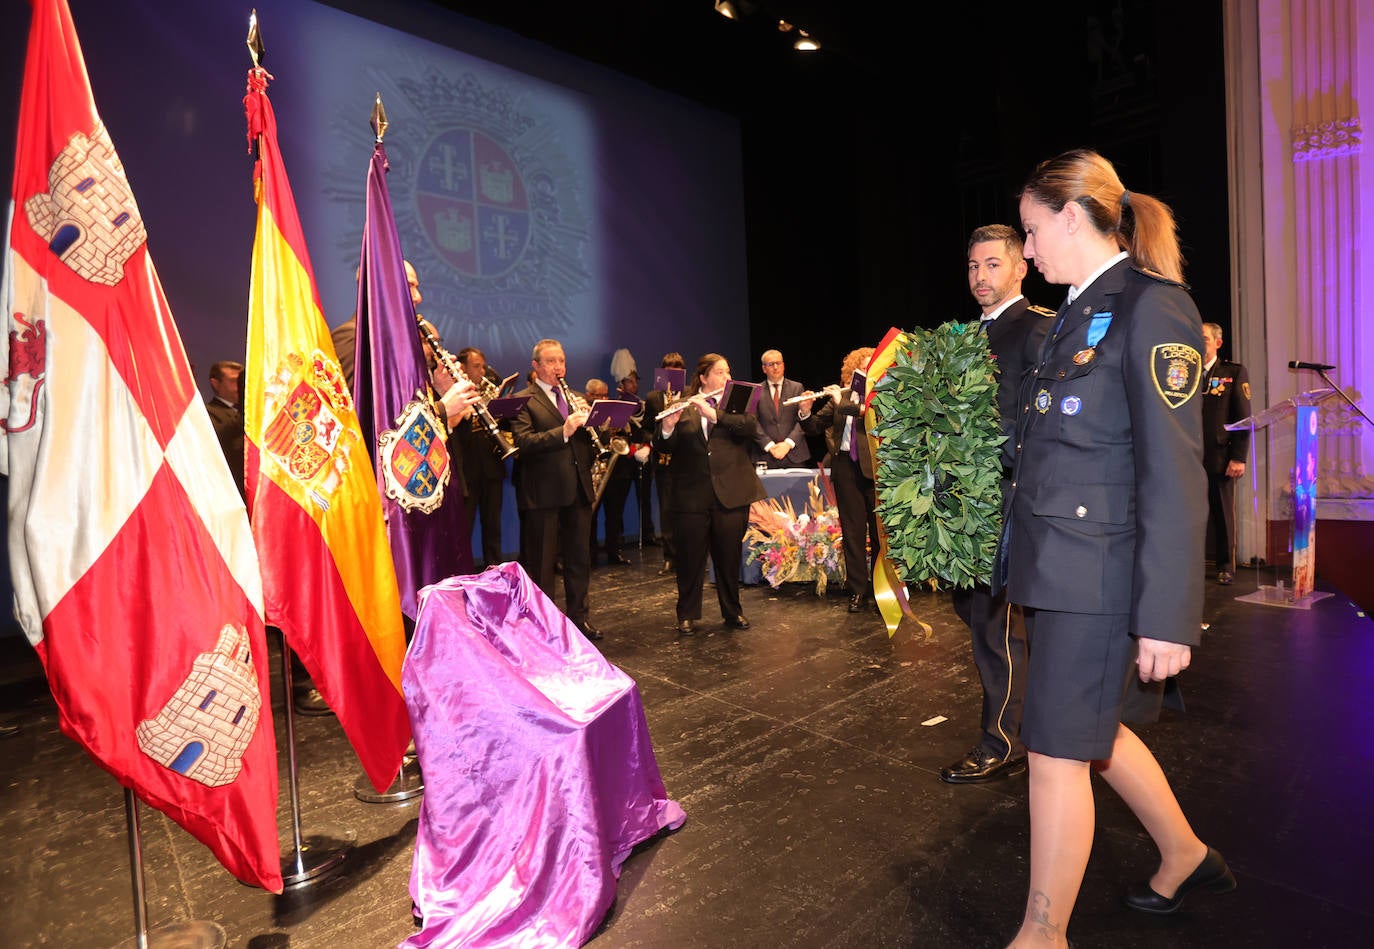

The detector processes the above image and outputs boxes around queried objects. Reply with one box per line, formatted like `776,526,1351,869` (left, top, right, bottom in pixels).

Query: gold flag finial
370,93,388,143
246,9,264,68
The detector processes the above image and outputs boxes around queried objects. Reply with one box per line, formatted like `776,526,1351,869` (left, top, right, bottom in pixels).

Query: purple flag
354,141,472,619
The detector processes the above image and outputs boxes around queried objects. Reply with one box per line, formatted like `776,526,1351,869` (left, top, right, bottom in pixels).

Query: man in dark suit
942,224,1053,785
205,360,245,501
511,338,602,641
643,353,686,576
800,347,878,614
753,349,811,468
456,346,510,569
1200,322,1250,585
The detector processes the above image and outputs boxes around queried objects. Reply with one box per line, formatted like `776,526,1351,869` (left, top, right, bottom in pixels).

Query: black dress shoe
293,687,335,717
723,614,750,630
848,593,866,613
0,722,19,740
676,619,696,635
1123,846,1236,914
608,553,631,565
1217,569,1234,585
657,561,675,576
939,746,1027,784
577,622,605,641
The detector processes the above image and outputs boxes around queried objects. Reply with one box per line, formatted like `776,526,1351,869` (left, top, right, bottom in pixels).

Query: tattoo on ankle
1029,891,1060,940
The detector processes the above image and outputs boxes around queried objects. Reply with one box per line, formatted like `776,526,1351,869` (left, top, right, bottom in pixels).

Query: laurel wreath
870,321,1005,590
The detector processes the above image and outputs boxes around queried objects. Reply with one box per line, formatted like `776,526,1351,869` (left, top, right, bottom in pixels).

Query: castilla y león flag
1,0,281,891
243,64,411,792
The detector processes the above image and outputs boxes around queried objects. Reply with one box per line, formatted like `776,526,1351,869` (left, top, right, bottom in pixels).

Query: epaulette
1027,304,1056,318
1132,263,1189,289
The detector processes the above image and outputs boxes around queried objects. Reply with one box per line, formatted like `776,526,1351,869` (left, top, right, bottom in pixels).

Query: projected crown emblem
416,128,530,278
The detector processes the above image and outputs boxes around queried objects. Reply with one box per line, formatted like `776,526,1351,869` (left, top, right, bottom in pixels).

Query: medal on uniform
1073,349,1095,365
1061,396,1082,416
1035,389,1051,414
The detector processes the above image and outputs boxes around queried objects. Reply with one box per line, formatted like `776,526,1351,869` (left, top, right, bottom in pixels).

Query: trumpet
556,376,629,508
414,315,516,461
655,386,726,421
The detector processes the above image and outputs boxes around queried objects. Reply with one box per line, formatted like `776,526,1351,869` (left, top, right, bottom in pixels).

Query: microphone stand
1315,369,1374,429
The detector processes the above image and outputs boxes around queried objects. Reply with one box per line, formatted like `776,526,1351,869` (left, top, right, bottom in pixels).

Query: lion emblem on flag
377,391,451,514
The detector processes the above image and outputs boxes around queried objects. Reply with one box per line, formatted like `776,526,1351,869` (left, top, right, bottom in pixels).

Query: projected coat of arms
326,68,590,356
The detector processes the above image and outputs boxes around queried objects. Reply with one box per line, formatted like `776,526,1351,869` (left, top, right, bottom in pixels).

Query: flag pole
115,789,226,949
349,93,424,805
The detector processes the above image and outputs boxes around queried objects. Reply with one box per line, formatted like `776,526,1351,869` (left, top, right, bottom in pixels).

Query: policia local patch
1151,343,1202,408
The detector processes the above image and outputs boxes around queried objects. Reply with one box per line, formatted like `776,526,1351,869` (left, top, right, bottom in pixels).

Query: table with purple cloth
400,563,686,948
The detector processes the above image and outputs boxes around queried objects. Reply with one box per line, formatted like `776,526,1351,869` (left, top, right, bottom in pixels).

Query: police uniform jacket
510,382,595,511
984,298,1054,471
1001,258,1206,646
1201,358,1251,474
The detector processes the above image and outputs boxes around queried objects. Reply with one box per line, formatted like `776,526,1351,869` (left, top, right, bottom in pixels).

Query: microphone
1288,360,1336,372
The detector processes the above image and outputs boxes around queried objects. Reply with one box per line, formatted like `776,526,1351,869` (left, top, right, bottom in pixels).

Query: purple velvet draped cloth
400,563,686,948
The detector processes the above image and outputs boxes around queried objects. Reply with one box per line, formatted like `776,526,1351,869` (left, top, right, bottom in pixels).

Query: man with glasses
753,350,811,469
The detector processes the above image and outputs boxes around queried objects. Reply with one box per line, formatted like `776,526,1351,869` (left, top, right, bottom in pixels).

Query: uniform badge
377,391,451,514
1242,381,1251,400
1073,349,1095,365
1149,343,1202,408
1035,389,1051,414
1061,396,1082,416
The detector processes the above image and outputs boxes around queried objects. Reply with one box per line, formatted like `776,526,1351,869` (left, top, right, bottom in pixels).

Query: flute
655,386,726,421
782,384,843,406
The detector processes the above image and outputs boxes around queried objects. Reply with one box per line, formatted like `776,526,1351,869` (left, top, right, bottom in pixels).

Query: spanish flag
243,63,410,792
3,0,280,890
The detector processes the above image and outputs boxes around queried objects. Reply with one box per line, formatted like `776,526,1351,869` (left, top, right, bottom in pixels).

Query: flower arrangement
744,477,845,595
869,320,1004,590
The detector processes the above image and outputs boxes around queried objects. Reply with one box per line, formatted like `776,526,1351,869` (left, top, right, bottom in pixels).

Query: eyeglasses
762,361,783,367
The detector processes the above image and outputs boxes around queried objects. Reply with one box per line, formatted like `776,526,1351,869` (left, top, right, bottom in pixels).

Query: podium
1226,388,1340,609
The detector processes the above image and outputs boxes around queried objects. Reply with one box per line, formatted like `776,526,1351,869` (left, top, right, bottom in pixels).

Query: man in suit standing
753,349,810,469
511,338,603,641
206,360,245,501
456,346,509,569
942,224,1053,785
1200,322,1250,584
643,353,686,576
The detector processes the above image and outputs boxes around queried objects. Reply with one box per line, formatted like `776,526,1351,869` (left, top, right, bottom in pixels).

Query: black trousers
951,584,1027,759
597,467,635,557
1206,470,1237,570
654,456,676,563
830,452,877,596
519,501,592,624
673,502,749,622
465,466,505,568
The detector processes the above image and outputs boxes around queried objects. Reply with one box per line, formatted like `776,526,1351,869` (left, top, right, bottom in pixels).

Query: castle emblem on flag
136,625,264,788
262,350,361,508
377,392,451,514
23,122,147,286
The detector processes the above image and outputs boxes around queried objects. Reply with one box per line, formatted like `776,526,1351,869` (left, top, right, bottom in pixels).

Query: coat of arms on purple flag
354,134,472,619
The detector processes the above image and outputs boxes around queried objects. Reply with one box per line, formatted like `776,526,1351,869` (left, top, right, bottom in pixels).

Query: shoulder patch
1027,304,1056,318
1150,343,1202,408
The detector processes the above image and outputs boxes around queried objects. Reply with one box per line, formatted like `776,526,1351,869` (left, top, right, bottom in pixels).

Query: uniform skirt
1019,607,1140,761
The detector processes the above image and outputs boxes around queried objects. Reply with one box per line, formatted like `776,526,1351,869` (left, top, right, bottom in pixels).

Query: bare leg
1096,724,1207,897
1006,752,1093,949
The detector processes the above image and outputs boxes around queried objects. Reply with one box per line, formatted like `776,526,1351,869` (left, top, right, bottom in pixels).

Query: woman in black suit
658,353,765,634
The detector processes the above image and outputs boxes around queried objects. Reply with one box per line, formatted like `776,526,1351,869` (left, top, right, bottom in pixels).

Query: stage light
714,1,738,19
793,30,820,52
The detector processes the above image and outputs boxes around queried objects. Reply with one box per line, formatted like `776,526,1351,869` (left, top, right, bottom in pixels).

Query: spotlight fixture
714,1,738,19
776,20,820,52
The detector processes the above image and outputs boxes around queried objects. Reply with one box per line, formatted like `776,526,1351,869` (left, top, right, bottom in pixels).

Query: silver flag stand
277,632,354,886
116,788,226,949
353,748,424,803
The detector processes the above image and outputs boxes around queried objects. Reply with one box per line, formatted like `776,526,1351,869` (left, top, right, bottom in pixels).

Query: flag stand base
354,753,424,803
116,920,226,948
281,826,355,888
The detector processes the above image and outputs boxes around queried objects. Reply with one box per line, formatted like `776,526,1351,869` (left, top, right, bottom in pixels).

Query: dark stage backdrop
0,0,751,397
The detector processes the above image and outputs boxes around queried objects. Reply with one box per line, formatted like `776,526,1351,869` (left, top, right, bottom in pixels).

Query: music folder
720,380,761,415
654,367,686,394
485,394,530,419
584,399,638,429
496,371,522,397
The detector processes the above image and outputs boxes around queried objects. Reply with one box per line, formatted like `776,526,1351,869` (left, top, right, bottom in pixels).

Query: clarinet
413,315,516,460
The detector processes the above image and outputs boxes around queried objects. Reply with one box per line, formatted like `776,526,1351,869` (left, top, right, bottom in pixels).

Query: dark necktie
979,318,993,335
703,397,716,438
772,384,781,414
554,386,568,419
848,417,859,461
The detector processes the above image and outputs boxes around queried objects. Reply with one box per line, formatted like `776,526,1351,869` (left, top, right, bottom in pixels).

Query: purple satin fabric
401,563,686,948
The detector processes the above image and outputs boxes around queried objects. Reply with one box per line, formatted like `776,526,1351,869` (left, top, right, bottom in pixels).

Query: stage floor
2,548,1371,948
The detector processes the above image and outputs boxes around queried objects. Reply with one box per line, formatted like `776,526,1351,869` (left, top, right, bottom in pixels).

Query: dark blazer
1201,358,1251,474
802,391,873,479
455,416,509,485
206,398,245,499
510,382,595,510
1002,258,1207,644
984,297,1054,469
752,377,811,467
663,407,766,512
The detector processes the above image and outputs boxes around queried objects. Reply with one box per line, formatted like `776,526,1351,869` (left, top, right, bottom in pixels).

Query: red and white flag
1,0,282,892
